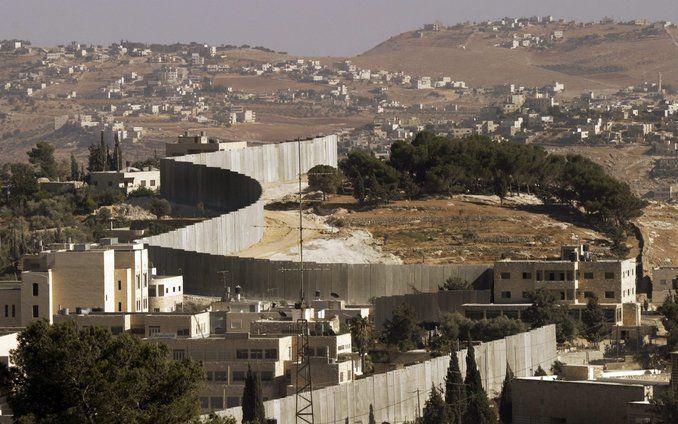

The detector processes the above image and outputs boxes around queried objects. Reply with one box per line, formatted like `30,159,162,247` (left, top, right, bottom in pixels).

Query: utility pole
416,388,421,420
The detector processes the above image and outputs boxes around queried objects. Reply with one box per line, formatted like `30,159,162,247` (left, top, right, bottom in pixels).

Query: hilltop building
165,131,247,157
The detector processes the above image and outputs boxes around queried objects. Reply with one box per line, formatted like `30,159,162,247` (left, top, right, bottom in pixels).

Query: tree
550,360,565,378
368,403,376,424
493,173,509,205
498,364,514,424
522,288,577,343
339,151,399,205
70,154,80,181
241,365,266,424
381,303,422,351
658,294,678,349
422,385,450,424
651,390,678,424
610,227,630,259
8,163,39,201
88,133,109,172
534,366,547,377
445,351,465,424
27,142,59,179
463,331,497,424
149,198,171,219
581,295,605,344
349,315,372,372
202,413,238,424
110,134,123,172
308,165,341,201
0,320,203,423
439,276,472,291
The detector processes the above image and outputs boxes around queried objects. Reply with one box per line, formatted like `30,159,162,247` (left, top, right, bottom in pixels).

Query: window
11,305,15,317
227,397,240,408
522,272,531,280
232,371,246,382
265,349,278,359
210,397,223,410
137,275,141,289
150,180,156,187
149,326,160,336
584,291,594,299
536,271,542,281
548,272,555,281
214,371,228,381
141,180,147,187
559,291,565,300
500,291,511,299
172,350,186,361
199,397,209,409
261,371,273,381
206,371,213,381
111,326,123,335
32,305,39,318
32,283,39,296
149,286,156,297
177,328,189,336
605,272,615,280
250,349,263,359
4,305,7,318
500,272,511,279
584,272,594,279
236,349,249,359
118,302,122,312
118,280,122,290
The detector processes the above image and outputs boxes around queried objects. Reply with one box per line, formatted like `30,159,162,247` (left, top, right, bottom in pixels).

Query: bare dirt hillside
353,23,678,92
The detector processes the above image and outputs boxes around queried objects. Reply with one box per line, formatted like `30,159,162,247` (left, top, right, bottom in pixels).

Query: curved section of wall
145,134,493,304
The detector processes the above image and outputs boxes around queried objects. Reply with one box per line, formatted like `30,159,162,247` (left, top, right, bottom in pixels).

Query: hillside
353,22,678,93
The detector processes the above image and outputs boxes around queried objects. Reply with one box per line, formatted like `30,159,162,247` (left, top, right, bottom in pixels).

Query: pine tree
111,133,123,171
445,349,465,424
463,331,497,424
534,366,547,377
368,403,376,424
241,365,266,424
582,295,605,344
498,363,514,424
70,154,80,181
422,385,450,424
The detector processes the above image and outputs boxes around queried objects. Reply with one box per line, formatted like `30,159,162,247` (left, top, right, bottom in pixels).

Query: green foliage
522,289,578,343
381,303,423,351
339,151,400,205
349,315,373,372
651,390,678,424
27,142,59,179
388,131,645,228
581,296,606,343
368,403,376,424
464,332,497,423
308,165,342,200
498,364,514,424
128,186,157,198
438,313,527,345
201,413,237,424
609,227,631,259
550,360,565,377
658,294,678,349
149,198,172,219
69,154,81,181
439,276,472,291
422,385,451,424
534,365,548,376
242,365,266,424
88,135,109,172
0,321,203,423
445,351,465,424
9,163,38,201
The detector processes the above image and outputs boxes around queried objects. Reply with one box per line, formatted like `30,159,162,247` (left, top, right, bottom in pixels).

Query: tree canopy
381,303,423,351
0,320,204,424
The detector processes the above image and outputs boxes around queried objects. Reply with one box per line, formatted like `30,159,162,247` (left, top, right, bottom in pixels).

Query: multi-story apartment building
89,167,160,195
652,266,678,304
493,244,637,305
2,239,159,326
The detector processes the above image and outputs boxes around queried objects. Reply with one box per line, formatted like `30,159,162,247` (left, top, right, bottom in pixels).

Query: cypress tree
241,365,266,424
498,363,514,424
463,331,497,424
368,403,376,424
69,154,79,181
445,349,465,424
422,385,450,424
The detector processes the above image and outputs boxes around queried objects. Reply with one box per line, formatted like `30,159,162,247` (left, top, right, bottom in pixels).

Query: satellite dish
278,310,287,318
330,292,340,299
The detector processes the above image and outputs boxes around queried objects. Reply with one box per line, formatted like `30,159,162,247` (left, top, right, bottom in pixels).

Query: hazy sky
2,0,678,56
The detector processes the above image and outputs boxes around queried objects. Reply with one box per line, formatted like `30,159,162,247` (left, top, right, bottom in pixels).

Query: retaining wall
216,325,557,423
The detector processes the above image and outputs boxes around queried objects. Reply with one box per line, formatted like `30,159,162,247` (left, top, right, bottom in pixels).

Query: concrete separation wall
373,290,493,330
215,325,557,423
144,134,494,304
